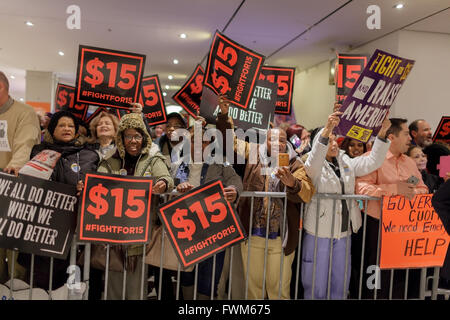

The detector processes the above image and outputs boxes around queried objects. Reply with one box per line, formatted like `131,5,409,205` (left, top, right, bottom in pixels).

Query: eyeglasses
124,135,143,142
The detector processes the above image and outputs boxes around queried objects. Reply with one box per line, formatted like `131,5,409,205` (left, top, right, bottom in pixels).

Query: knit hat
47,111,80,137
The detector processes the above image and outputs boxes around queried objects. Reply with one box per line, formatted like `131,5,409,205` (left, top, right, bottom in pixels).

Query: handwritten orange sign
380,194,450,269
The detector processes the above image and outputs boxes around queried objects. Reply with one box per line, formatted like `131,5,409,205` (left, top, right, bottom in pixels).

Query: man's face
166,117,184,142
266,128,287,156
391,123,412,154
413,120,433,148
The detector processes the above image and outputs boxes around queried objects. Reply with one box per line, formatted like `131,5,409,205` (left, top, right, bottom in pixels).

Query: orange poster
380,194,450,269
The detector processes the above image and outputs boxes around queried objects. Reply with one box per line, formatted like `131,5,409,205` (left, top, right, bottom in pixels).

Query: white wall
291,30,450,133
394,30,450,131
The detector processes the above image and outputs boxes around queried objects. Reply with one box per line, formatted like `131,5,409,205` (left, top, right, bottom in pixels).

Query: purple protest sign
335,49,415,143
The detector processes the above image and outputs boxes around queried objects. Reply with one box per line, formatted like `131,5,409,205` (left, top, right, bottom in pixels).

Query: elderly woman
97,112,173,300
18,110,99,290
88,110,120,159
301,108,391,299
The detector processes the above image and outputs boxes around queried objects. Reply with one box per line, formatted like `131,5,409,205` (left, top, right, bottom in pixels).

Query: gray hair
0,72,9,92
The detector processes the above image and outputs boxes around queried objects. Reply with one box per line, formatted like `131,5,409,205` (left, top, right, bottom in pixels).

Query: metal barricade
1,192,447,300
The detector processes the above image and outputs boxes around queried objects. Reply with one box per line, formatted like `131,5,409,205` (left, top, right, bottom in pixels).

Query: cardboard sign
75,45,146,110
335,49,415,143
201,79,277,130
158,179,246,268
19,150,61,180
380,194,450,269
172,65,205,117
334,54,369,104
437,155,450,178
54,83,89,120
138,75,167,126
259,66,295,114
432,116,450,145
78,173,153,244
204,31,265,109
0,172,78,259
84,106,109,125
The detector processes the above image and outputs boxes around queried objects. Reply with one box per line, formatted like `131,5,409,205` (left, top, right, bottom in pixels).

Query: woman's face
123,128,143,156
155,124,165,138
409,147,427,171
96,116,115,139
348,139,365,158
53,116,76,143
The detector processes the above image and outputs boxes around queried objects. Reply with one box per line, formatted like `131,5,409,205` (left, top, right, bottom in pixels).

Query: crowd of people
0,70,449,300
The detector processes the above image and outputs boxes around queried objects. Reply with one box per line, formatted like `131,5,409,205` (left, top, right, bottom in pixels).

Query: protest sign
437,155,450,178
258,66,295,114
18,149,61,180
380,194,450,269
0,172,78,259
75,45,146,110
335,49,415,143
78,173,153,244
204,31,265,109
334,54,369,104
138,75,167,126
432,116,450,145
84,106,109,124
54,83,89,120
200,79,277,131
172,65,205,117
158,179,246,268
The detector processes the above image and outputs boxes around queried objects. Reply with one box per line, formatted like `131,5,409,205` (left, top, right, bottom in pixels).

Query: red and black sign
138,75,167,126
84,106,109,124
432,116,450,145
172,65,205,117
204,31,265,109
158,179,246,268
335,53,369,104
55,83,89,120
258,66,295,115
78,173,153,244
75,45,146,110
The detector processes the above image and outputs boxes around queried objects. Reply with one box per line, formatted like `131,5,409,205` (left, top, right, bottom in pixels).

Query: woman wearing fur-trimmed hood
97,112,174,300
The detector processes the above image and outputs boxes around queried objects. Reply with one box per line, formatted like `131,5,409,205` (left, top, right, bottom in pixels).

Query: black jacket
18,132,99,290
432,180,450,281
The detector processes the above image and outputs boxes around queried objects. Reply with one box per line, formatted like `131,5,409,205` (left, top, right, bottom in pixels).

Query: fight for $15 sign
204,31,265,110
158,180,246,268
78,173,153,244
380,194,450,269
75,45,146,110
172,64,205,117
55,83,89,120
335,49,415,143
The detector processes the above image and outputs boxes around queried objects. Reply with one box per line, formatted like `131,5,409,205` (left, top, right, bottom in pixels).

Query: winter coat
18,131,99,290
97,113,174,260
303,129,390,239
30,131,99,185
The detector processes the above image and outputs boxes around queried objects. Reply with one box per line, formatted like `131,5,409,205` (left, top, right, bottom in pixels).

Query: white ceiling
1,0,449,104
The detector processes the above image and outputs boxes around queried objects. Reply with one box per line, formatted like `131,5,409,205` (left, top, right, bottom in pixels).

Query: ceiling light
25,21,34,27
163,92,167,97
165,85,170,90
394,3,404,9
58,51,65,56
173,59,179,65
19,98,24,102
10,75,15,79
179,33,187,39
168,75,173,80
